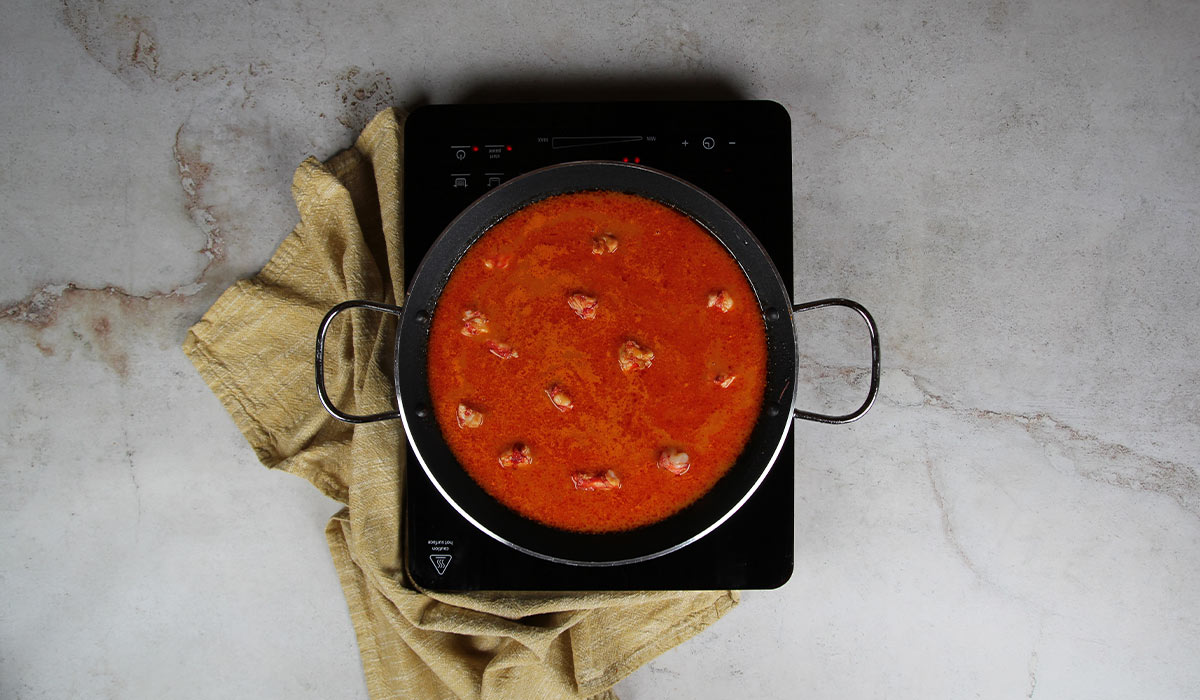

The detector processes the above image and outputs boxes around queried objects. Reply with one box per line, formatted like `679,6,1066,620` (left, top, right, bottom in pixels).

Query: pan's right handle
791,298,881,425
315,299,405,424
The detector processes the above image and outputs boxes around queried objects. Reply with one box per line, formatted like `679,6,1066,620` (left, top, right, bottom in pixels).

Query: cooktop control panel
442,132,746,193
403,101,792,284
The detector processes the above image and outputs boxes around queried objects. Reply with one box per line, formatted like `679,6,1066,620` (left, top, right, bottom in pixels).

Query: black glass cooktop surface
402,101,793,590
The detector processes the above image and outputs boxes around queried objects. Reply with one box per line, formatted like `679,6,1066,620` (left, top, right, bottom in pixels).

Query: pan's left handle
315,299,405,424
791,298,881,425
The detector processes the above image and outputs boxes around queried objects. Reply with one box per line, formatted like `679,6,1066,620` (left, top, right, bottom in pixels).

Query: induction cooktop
402,101,793,590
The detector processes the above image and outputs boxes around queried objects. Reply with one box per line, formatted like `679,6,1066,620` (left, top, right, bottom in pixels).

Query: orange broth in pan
426,191,767,533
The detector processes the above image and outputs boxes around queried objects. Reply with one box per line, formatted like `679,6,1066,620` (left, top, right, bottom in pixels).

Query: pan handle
315,300,405,424
791,298,881,425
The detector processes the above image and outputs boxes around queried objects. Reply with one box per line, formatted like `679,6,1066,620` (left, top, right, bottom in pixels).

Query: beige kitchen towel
182,107,738,700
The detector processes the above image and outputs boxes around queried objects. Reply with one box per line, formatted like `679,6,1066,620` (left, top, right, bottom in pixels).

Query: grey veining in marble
2,1,1197,698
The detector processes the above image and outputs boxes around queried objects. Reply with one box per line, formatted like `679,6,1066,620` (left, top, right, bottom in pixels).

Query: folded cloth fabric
182,107,738,700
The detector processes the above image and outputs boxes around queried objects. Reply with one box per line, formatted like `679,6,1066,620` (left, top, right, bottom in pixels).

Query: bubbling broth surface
426,191,767,533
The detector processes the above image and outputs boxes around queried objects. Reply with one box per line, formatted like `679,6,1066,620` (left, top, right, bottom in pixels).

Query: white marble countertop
3,1,1198,698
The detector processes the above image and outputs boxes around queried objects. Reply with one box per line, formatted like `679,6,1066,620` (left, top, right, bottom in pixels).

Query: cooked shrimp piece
571,469,622,491
591,233,618,255
707,290,734,313
485,340,518,359
456,403,484,428
461,309,489,336
483,254,512,270
567,293,599,320
498,443,532,469
545,385,574,412
657,448,691,475
617,340,654,372
714,373,737,389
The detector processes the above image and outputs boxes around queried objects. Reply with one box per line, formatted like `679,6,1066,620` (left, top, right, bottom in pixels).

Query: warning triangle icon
430,554,453,575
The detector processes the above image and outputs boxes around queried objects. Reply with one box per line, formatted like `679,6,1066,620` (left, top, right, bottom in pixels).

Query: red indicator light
622,157,629,162
472,146,479,152
506,145,513,151
634,156,641,164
